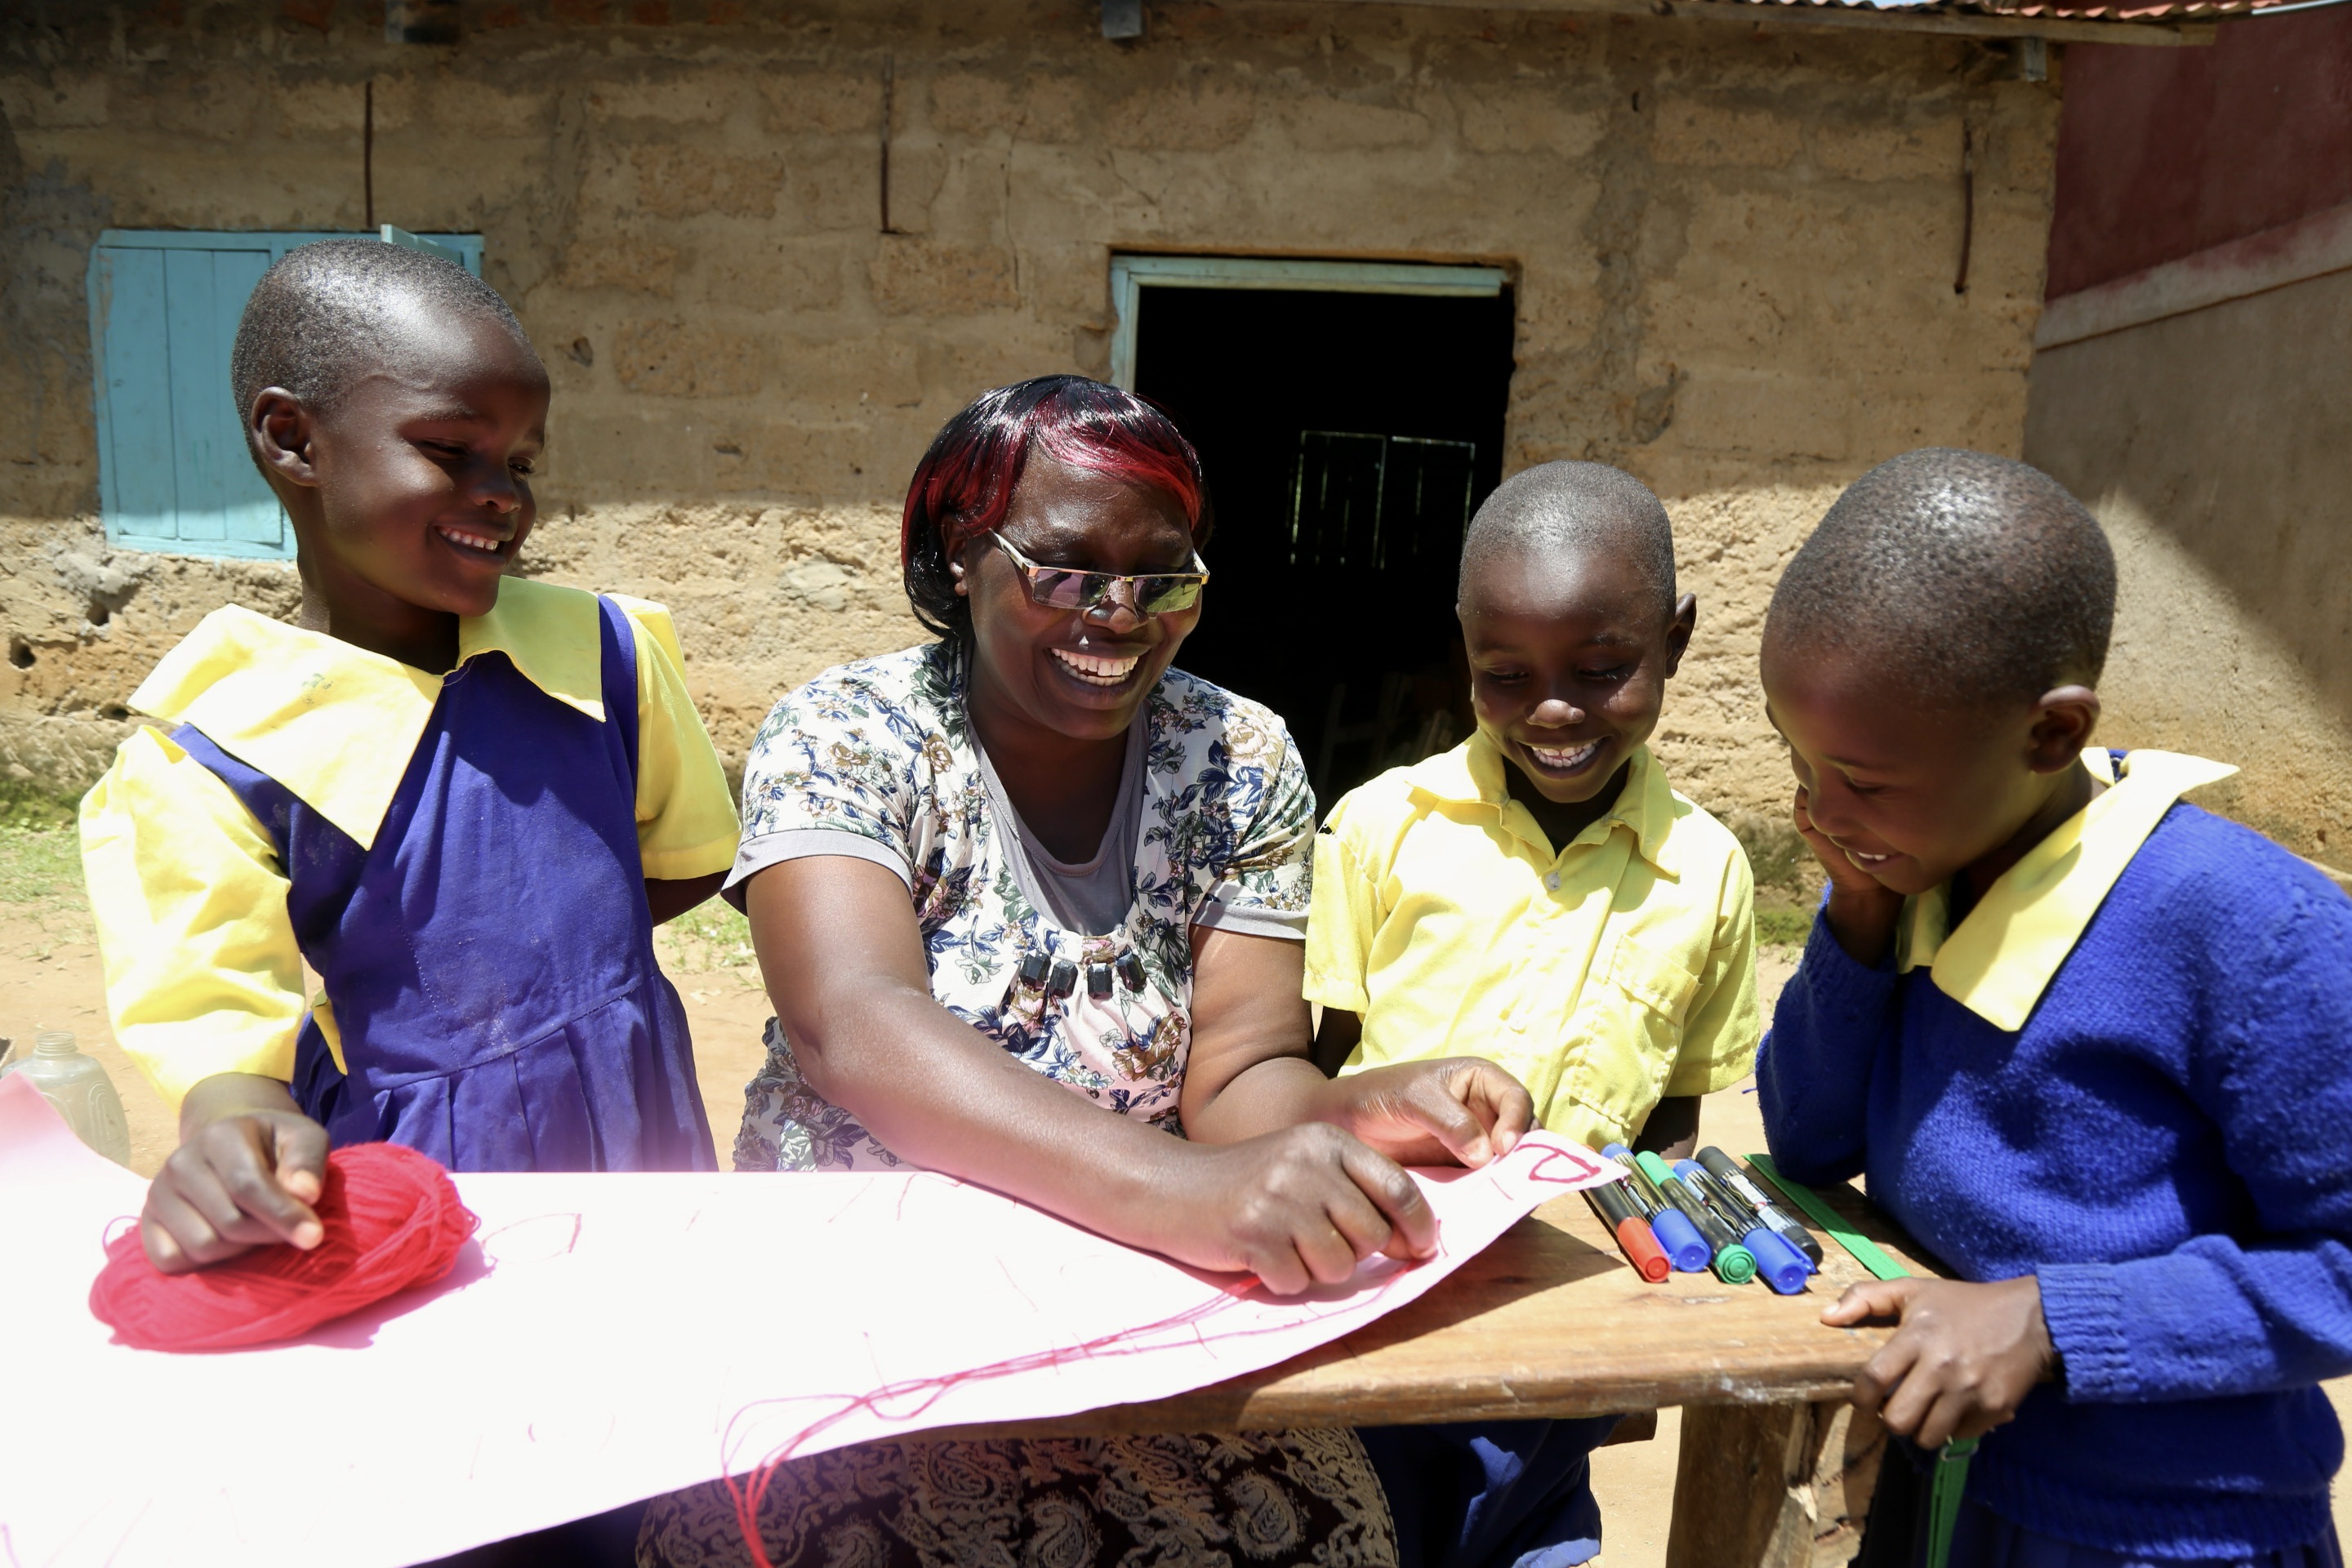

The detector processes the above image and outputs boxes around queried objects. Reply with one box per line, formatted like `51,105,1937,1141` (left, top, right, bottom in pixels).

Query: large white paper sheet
0,1072,1615,1567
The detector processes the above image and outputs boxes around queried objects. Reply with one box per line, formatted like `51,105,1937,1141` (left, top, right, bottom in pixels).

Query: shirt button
1544,872,1560,892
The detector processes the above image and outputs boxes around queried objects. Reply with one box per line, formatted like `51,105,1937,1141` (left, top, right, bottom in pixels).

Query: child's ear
948,537,969,598
250,389,321,489
1662,592,1698,677
2025,685,2101,775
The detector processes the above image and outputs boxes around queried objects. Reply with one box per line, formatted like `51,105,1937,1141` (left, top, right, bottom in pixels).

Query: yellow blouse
78,579,738,1106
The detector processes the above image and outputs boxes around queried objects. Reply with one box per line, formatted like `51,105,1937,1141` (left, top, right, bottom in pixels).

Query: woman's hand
1147,1122,1439,1296
1794,785,1905,966
1826,1275,2057,1449
746,869,1468,1298
141,1072,329,1274
1319,1058,1535,1169
751,862,1411,1295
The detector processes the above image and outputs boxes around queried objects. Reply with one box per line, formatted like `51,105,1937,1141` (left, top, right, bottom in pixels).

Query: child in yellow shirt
1306,460,1761,1568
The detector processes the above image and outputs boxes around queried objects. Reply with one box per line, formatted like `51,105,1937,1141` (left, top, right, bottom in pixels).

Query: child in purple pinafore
79,238,738,1283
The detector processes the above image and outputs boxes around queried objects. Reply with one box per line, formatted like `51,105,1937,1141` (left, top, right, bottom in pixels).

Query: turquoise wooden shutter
87,230,484,560
89,245,179,545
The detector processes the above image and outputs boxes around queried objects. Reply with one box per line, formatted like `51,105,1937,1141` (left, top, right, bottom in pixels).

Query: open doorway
1119,259,1517,806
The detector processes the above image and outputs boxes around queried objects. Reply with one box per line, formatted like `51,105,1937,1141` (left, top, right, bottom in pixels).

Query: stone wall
0,1,2060,891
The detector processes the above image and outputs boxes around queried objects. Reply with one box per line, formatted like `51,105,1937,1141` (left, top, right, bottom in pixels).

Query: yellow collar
1401,732,1682,875
1896,748,2238,1031
129,577,608,850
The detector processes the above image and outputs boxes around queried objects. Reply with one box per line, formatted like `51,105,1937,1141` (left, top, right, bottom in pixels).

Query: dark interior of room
1131,283,1517,808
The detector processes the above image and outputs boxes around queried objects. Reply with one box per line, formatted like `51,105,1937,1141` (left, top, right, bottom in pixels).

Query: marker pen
1601,1144,1661,1206
1677,1159,1762,1236
1664,1159,1753,1257
1696,1146,1824,1267
1704,1168,1820,1278
1675,1159,1810,1295
1681,1161,1787,1268
1647,1165,1757,1285
1584,1183,1671,1283
1600,1144,1711,1272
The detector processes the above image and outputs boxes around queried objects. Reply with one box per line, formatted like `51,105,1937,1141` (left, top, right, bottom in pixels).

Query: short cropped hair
900,376,1208,643
1768,448,2115,706
1459,461,1677,613
229,238,532,441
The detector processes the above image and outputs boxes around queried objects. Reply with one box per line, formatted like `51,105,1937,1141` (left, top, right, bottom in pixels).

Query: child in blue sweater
1756,449,2352,1566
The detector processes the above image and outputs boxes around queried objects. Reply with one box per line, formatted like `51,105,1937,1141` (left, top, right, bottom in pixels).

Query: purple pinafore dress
171,597,716,1172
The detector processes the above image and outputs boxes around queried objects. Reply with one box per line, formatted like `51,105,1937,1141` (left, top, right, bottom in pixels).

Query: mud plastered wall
2025,267,2352,871
0,1,2058,891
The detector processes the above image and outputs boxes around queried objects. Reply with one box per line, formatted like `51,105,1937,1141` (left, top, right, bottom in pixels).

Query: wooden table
949,1179,1940,1568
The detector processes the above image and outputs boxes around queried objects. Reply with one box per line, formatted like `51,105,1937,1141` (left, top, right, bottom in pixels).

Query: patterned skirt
636,1429,1397,1568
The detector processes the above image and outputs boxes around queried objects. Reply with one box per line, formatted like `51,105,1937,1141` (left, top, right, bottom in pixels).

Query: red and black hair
900,375,1208,642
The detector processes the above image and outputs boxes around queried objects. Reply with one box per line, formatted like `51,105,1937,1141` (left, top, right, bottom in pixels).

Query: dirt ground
5,873,2346,1562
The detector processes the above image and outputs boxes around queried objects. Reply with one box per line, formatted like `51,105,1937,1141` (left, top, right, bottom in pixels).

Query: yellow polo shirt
78,579,739,1106
1304,733,1761,1151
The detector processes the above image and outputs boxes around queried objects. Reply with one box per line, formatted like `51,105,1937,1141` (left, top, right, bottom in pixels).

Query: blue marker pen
1601,1143,1712,1274
1677,1160,1810,1295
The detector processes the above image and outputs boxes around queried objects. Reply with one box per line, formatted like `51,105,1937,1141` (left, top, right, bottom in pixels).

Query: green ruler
1924,1436,1980,1566
1744,1153,1975,1567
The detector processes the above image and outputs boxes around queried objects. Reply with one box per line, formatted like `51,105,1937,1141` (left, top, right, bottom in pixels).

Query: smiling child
1757,449,2352,1566
1305,461,1762,1568
80,239,739,1278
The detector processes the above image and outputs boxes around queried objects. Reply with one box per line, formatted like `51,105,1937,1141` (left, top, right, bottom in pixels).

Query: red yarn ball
89,1142,479,1352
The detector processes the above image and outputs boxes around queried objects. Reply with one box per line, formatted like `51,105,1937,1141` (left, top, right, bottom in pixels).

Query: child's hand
141,1073,331,1274
1156,1122,1438,1296
1793,786,1906,964
1826,1275,2057,1449
1322,1058,1536,1169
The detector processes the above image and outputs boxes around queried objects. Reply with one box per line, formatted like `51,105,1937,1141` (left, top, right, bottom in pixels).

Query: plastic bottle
2,1029,132,1165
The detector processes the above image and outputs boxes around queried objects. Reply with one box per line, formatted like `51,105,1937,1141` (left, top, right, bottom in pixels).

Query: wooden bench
945,1179,1935,1567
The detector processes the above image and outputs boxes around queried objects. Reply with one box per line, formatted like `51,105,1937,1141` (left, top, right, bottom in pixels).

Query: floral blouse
729,639,1316,1172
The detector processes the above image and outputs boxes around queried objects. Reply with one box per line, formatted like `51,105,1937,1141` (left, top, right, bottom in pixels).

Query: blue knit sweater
1759,803,2352,1557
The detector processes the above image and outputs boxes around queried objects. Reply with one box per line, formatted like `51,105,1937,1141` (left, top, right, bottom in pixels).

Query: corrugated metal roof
1321,0,2305,44
1914,0,2291,19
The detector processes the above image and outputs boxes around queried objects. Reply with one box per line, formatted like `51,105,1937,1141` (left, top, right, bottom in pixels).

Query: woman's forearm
1175,924,1322,1143
1183,1054,1339,1143
779,976,1200,1243
747,858,1203,1242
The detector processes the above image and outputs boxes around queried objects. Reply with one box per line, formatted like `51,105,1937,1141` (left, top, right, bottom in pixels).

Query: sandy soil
7,915,2345,1562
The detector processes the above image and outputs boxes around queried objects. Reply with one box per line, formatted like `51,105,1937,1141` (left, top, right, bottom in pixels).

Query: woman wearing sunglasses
638,376,1531,1567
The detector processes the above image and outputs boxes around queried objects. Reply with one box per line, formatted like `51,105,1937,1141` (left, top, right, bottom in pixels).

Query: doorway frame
1106,254,1510,391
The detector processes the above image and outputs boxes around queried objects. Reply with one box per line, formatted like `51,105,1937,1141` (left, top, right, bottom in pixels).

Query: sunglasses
990,533,1209,617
